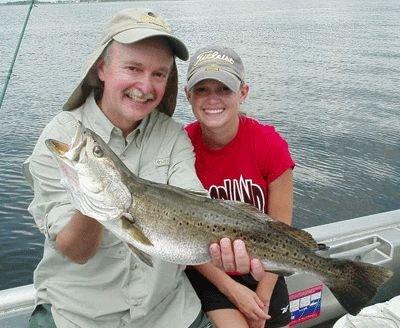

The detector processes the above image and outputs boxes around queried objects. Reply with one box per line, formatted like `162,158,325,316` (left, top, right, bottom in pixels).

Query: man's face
97,38,173,135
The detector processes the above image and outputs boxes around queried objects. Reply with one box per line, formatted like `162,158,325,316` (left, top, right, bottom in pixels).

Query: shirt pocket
101,242,128,261
140,157,170,183
99,230,127,259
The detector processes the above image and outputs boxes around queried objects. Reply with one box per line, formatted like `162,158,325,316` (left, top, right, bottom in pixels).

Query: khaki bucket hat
63,8,189,117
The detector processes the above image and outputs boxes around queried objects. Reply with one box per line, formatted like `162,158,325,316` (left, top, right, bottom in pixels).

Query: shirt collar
82,93,155,147
82,93,114,143
126,114,150,147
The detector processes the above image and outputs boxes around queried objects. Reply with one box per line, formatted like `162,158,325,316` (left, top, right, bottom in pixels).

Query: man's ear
96,58,106,82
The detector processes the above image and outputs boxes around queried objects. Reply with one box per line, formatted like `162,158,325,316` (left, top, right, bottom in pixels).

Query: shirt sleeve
260,126,295,185
168,127,207,194
23,113,78,240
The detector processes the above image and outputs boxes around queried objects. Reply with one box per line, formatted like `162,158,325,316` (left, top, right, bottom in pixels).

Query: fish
45,122,393,316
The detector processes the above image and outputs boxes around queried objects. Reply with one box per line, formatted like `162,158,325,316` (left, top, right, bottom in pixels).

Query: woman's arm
255,168,293,309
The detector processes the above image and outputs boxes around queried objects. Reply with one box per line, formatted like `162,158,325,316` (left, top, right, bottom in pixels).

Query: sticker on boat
289,284,323,326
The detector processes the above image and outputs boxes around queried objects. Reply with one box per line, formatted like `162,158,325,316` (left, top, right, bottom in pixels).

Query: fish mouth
45,139,70,156
45,121,86,161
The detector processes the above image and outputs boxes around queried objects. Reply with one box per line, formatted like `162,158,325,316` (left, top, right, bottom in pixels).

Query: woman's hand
247,317,267,328
247,302,269,328
225,281,270,321
209,238,266,281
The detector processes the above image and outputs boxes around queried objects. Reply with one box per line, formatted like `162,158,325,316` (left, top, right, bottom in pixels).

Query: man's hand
210,238,266,281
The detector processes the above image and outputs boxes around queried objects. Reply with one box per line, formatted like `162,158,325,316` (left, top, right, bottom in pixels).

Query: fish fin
261,260,295,276
126,243,153,267
223,200,320,251
269,221,320,251
121,216,153,246
185,189,210,198
223,200,275,221
324,259,393,315
265,268,294,276
122,213,135,222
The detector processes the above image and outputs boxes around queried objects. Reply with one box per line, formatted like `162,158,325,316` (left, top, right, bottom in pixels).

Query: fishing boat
0,0,399,326
1,209,399,327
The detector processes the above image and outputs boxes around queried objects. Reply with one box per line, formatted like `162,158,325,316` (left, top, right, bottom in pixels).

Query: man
23,8,263,328
23,8,211,328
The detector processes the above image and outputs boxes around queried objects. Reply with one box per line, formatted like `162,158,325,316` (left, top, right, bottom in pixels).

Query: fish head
46,122,132,221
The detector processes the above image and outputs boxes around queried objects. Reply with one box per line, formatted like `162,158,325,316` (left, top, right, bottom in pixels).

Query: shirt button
131,299,143,307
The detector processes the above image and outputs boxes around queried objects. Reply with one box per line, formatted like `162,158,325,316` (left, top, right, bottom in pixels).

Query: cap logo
138,13,171,32
193,50,234,68
205,64,221,72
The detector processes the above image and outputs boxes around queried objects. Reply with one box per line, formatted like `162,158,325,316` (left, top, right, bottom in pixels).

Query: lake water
0,0,399,291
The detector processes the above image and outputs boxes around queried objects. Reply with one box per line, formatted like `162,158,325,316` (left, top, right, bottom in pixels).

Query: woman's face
186,79,248,130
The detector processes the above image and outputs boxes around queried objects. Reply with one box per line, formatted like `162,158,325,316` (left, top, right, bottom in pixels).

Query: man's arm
26,115,104,264
55,211,103,264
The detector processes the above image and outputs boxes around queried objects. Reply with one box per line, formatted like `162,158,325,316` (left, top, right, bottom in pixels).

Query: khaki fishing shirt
23,93,204,328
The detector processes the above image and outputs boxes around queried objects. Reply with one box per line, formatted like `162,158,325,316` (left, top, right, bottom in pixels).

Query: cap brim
187,70,241,92
114,28,189,60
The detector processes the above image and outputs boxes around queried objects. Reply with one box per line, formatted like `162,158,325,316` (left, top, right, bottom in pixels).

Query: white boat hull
1,209,399,327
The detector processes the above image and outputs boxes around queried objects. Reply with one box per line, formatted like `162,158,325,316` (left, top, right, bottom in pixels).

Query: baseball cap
186,45,245,92
63,8,188,116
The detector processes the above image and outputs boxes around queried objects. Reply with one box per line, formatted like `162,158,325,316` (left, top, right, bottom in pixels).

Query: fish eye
93,145,104,158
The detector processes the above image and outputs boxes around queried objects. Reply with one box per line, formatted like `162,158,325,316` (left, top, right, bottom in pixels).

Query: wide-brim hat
186,45,245,92
63,8,188,117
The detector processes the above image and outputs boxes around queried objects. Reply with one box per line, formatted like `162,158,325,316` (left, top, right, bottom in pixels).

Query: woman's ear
184,86,192,103
239,83,249,103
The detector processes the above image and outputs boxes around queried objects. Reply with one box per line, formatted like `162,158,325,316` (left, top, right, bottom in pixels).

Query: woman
184,45,295,328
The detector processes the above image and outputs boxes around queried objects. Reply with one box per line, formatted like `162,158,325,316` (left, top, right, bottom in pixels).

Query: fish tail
324,259,393,315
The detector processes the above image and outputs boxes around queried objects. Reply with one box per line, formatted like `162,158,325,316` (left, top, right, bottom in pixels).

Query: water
0,0,399,291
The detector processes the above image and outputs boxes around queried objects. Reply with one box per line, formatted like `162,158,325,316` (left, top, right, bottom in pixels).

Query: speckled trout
46,122,392,315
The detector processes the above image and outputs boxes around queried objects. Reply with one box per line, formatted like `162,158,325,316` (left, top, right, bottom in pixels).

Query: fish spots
205,223,219,233
172,216,190,227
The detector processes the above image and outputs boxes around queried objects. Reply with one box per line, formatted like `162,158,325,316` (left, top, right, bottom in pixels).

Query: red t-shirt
185,116,295,213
